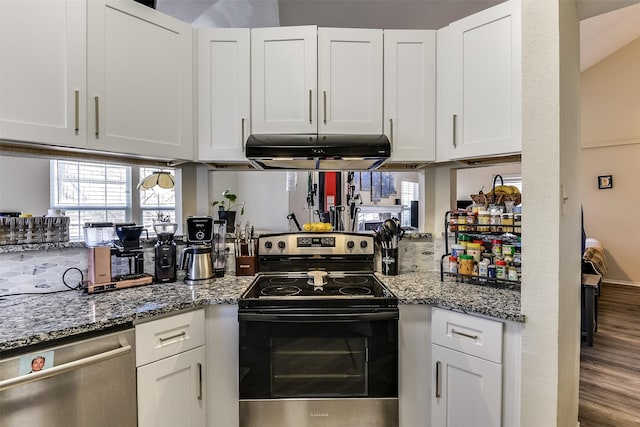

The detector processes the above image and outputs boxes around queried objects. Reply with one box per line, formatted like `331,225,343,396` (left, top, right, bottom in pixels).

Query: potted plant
212,189,245,233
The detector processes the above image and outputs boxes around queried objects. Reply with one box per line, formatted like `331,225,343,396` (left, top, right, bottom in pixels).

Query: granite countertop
0,271,522,353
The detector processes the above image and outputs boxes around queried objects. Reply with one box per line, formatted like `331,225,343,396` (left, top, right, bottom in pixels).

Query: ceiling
156,0,640,70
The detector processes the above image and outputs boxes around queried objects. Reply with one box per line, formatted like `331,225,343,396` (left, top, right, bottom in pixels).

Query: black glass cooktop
240,273,397,308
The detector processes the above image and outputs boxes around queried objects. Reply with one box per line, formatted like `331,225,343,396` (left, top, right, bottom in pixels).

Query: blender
153,222,178,283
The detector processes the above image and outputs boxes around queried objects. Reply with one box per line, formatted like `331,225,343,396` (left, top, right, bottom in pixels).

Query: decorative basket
469,174,521,208
0,216,70,245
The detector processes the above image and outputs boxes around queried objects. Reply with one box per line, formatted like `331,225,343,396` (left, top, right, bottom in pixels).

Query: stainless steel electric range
238,232,399,427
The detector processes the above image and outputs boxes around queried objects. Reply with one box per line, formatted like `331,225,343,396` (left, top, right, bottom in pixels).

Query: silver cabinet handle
0,343,131,392
94,96,100,137
197,362,203,400
452,114,457,148
389,118,394,151
323,90,327,125
435,361,441,398
74,90,79,133
451,328,478,340
241,118,245,152
158,331,186,343
309,90,313,124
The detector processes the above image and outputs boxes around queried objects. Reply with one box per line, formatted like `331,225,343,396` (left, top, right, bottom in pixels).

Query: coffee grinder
153,222,178,283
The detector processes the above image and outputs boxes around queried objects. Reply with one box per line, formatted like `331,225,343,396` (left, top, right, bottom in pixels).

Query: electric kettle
179,245,215,285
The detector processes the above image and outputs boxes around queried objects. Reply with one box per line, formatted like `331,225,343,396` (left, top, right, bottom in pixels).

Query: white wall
520,0,581,426
580,36,640,284
0,155,50,215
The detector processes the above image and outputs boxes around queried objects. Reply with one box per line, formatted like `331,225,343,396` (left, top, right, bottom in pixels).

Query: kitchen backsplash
0,234,435,296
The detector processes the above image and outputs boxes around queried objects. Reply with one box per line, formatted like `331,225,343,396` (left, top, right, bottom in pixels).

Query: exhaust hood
245,134,390,170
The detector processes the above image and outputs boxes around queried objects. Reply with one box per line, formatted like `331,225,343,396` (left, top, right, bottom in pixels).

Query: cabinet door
0,0,87,147
197,28,250,162
318,28,383,134
447,0,521,160
251,26,317,134
137,346,206,427
87,0,194,160
432,344,502,427
384,30,435,162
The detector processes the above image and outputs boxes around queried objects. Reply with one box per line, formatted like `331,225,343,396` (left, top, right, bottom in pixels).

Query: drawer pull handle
74,90,79,133
389,118,394,151
158,331,186,343
309,89,313,124
197,362,203,400
451,329,478,340
94,96,100,137
435,361,441,398
452,114,457,148
241,118,245,151
323,90,327,125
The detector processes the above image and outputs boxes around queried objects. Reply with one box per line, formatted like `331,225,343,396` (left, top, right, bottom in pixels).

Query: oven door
238,308,398,400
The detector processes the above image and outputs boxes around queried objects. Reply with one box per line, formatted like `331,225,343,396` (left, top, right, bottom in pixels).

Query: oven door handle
238,311,399,322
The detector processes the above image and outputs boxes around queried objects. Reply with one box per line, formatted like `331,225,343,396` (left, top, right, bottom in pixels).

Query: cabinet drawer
136,309,205,366
431,308,502,363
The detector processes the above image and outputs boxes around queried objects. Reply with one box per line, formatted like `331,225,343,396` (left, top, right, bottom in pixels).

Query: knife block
235,255,257,276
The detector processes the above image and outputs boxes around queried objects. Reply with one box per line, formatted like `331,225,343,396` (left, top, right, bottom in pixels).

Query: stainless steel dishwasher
0,327,137,427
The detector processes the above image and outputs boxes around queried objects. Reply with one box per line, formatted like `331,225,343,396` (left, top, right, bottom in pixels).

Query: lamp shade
138,171,175,190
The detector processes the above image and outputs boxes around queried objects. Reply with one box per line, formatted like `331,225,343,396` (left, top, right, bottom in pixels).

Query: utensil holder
381,248,399,276
236,255,257,276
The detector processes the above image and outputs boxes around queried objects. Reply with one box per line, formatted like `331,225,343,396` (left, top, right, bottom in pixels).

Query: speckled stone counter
0,271,522,353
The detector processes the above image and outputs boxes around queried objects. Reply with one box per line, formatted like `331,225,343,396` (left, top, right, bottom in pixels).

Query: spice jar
502,213,514,232
492,239,502,256
466,211,476,232
508,266,519,281
459,255,475,276
449,211,458,232
496,260,507,279
477,211,491,232
448,256,458,274
514,213,522,233
466,242,483,262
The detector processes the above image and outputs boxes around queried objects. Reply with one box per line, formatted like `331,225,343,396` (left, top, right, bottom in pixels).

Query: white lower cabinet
431,344,502,427
430,307,504,427
136,309,206,427
137,346,206,427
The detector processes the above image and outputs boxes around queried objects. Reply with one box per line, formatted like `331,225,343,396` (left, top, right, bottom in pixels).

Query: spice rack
440,210,521,289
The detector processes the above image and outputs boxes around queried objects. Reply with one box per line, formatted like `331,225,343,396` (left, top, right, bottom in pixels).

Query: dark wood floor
579,283,640,427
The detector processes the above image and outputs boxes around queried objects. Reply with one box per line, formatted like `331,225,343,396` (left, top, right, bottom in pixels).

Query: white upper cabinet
317,28,383,134
438,0,521,160
0,0,87,147
87,0,194,160
197,28,250,162
251,26,317,134
251,26,383,135
384,30,436,162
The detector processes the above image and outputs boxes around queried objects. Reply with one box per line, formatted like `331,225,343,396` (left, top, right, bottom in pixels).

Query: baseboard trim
602,279,640,288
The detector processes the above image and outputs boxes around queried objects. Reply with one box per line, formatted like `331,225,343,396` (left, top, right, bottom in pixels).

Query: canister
459,255,475,276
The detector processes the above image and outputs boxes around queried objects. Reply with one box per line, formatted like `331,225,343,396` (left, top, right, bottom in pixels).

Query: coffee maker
179,216,215,285
153,222,178,283
84,223,153,294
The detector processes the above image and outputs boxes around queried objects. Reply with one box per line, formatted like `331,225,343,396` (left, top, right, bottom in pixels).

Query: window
50,160,175,240
400,181,419,228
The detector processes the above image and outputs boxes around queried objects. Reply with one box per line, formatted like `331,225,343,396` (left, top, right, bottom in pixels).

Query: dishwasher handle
0,342,132,392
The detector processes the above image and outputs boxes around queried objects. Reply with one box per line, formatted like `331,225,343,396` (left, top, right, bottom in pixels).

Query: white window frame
50,160,175,240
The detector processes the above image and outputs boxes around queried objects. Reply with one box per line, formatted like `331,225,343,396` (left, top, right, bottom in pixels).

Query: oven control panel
259,233,374,256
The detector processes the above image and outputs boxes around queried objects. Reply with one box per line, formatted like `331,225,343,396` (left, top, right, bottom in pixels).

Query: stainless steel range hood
245,134,390,170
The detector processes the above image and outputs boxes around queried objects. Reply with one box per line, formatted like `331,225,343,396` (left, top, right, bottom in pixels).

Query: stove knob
264,241,273,249
360,240,368,249
347,240,355,249
278,241,286,249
